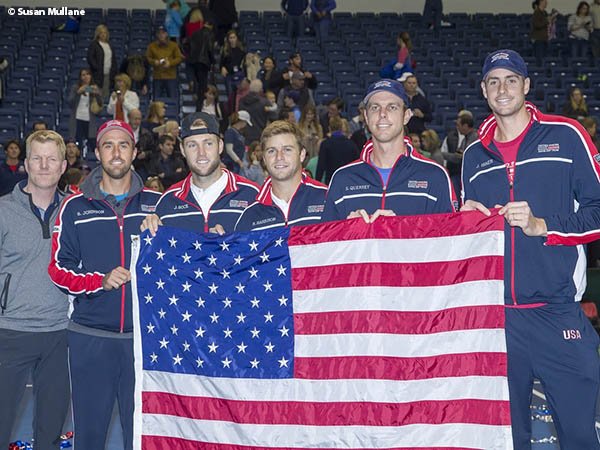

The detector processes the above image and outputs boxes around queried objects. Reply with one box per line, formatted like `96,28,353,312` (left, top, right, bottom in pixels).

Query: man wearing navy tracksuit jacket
142,112,260,236
462,49,600,449
235,120,327,231
48,120,160,450
323,79,456,223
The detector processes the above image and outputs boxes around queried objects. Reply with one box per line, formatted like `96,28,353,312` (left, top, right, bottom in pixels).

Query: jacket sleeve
123,91,140,116
432,167,457,213
106,93,116,115
460,147,477,206
545,125,600,245
321,174,346,222
170,44,184,66
47,198,105,296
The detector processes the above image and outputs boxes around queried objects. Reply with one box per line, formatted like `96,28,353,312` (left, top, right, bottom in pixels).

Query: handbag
90,95,102,115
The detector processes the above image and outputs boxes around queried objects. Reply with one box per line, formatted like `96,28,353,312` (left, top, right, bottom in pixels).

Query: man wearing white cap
462,49,600,449
48,120,160,450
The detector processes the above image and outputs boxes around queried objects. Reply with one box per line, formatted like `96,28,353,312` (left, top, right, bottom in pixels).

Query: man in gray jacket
0,130,69,449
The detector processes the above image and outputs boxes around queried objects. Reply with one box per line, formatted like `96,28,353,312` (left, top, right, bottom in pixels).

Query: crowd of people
1,1,600,449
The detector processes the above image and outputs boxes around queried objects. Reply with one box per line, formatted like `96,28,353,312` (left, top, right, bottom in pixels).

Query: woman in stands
298,103,324,165
220,30,247,101
568,1,594,58
68,68,103,155
142,101,166,133
561,87,589,120
395,32,414,76
0,140,26,196
87,24,117,99
581,116,599,147
200,84,227,132
259,56,284,97
420,129,445,166
107,73,140,124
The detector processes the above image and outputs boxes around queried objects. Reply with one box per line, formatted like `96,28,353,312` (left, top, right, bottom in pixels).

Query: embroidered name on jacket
408,180,428,189
307,204,324,213
537,143,560,153
77,209,105,216
230,200,249,208
345,184,371,191
141,204,156,213
252,217,277,226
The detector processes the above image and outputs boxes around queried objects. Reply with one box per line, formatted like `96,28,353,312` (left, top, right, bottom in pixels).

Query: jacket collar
256,171,312,206
359,137,413,165
174,169,238,201
478,101,542,148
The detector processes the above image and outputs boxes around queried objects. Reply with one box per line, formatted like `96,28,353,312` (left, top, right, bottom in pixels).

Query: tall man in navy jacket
461,49,600,449
235,120,327,231
323,79,455,223
48,120,161,450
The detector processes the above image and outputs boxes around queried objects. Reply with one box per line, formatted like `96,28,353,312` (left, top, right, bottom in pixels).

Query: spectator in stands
278,71,315,111
223,111,252,173
65,139,84,170
298,103,324,164
240,140,266,185
144,176,165,193
409,132,424,156
235,120,327,231
316,116,360,184
32,121,49,132
568,2,594,57
165,0,184,41
265,90,280,116
350,103,369,150
279,107,296,123
200,84,227,133
283,90,302,123
320,97,344,136
107,74,140,124
592,0,600,57
142,101,166,133
403,75,433,134
209,0,238,46
60,167,85,194
381,32,414,80
129,109,155,179
581,116,599,147
68,68,103,154
441,110,477,197
48,120,161,450
119,53,150,97
0,130,69,450
220,30,246,101
147,134,187,188
189,16,215,110
146,26,184,99
562,87,589,120
282,51,317,90
282,0,308,41
421,129,445,166
349,102,365,135
153,120,181,142
0,140,27,196
310,0,336,42
87,24,117,99
259,56,285,96
531,0,558,66
423,0,443,30
322,79,456,222
239,79,276,143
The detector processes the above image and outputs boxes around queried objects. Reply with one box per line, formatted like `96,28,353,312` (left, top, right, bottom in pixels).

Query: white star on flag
249,240,259,251
181,311,192,322
181,253,191,263
144,293,153,304
143,235,153,246
264,312,274,323
278,357,289,367
237,342,248,353
276,265,287,276
278,295,288,306
274,237,284,246
265,342,275,353
250,297,260,308
208,283,218,294
250,327,260,338
182,341,191,352
182,281,191,292
196,297,205,308
143,264,152,274
146,323,155,333
195,327,206,338
208,342,219,353
192,240,202,250
263,281,273,292
156,279,165,290
209,312,220,323
149,353,158,363
168,266,178,276
168,237,177,248
233,255,244,265
236,283,246,293
159,337,169,349
220,269,231,279
194,269,204,279
236,312,247,323
279,326,290,337
222,298,232,308
168,295,179,306
250,358,260,368
223,327,233,338
196,358,204,367
222,357,232,368
173,354,183,365
155,249,165,260
248,267,259,278
158,308,166,319
208,254,217,266
170,324,179,335
259,252,270,263
220,241,230,252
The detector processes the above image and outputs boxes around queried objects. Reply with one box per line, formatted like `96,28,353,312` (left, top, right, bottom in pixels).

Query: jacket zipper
508,178,517,306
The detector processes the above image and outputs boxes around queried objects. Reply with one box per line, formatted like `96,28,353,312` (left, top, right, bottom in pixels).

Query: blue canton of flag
135,226,294,379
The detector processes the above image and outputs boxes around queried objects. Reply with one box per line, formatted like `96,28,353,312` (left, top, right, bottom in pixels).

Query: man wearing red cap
462,49,600,449
48,120,161,450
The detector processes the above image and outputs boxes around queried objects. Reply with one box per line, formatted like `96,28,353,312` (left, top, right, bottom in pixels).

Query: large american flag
131,212,512,449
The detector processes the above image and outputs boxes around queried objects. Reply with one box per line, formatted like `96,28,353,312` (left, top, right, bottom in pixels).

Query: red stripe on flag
142,436,482,450
289,211,504,246
292,256,503,290
143,392,511,426
294,305,505,335
294,353,508,380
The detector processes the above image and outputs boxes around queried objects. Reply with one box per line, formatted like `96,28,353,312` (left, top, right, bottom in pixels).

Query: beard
102,160,132,180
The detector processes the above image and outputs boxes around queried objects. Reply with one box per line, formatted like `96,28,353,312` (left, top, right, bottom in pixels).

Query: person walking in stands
310,0,336,42
48,120,161,450
322,79,456,222
235,120,327,231
145,26,184,99
141,111,259,236
0,131,69,450
87,24,117,99
461,49,600,449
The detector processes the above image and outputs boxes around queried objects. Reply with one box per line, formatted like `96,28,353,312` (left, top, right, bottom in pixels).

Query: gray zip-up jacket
0,181,68,332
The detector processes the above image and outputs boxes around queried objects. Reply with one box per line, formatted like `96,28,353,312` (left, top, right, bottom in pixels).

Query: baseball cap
363,79,409,105
397,72,413,83
482,49,528,80
96,119,135,143
157,25,167,32
180,112,220,139
238,110,253,127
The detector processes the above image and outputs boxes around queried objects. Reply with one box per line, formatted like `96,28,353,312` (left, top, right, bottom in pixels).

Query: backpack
126,55,146,82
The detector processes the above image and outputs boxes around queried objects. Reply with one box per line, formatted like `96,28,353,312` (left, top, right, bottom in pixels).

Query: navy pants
0,329,69,450
506,303,600,449
68,331,134,450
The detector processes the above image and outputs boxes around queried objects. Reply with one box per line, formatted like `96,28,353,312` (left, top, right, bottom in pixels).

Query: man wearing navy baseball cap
462,49,600,448
322,78,456,222
48,119,161,449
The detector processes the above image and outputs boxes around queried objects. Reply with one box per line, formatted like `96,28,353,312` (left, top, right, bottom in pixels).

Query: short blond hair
26,130,66,159
94,24,109,41
114,73,132,91
260,120,305,153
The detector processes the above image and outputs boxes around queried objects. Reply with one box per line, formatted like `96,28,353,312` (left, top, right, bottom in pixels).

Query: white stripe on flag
293,280,504,313
289,231,503,267
142,370,510,403
296,329,507,357
142,414,513,449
